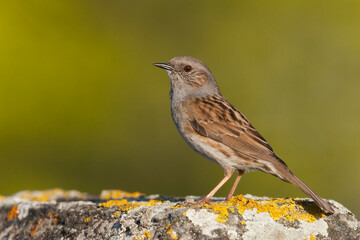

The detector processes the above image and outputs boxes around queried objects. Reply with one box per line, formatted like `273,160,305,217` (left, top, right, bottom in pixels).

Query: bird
153,56,334,214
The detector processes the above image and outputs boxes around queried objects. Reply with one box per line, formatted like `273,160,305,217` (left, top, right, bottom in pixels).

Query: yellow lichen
11,189,143,202
204,203,230,223
17,189,84,201
113,211,121,218
98,199,128,208
166,228,178,239
84,217,90,223
308,234,316,240
199,195,324,223
169,205,182,209
165,224,178,239
133,231,152,240
98,199,162,212
241,220,246,225
100,190,143,199
144,231,151,238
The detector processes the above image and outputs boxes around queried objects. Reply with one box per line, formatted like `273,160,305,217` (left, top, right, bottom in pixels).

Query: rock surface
0,189,358,240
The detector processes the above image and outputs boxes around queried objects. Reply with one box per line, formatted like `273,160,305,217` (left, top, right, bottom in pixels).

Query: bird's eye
184,65,192,72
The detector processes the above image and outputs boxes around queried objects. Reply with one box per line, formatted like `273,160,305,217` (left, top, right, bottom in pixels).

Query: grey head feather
166,56,221,103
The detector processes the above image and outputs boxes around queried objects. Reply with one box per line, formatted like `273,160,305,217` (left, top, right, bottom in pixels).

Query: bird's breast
170,101,237,168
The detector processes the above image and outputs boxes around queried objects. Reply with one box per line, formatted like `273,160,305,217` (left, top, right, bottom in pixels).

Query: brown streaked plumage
153,56,334,214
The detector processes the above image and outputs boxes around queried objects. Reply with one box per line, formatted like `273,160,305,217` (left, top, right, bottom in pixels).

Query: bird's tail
275,166,335,214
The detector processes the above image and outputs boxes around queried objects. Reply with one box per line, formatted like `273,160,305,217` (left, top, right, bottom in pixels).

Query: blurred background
0,1,359,216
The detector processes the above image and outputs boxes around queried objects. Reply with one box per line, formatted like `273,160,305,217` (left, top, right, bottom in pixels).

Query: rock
0,189,358,240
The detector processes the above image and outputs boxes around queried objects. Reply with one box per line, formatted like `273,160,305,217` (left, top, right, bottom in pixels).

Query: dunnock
153,56,334,214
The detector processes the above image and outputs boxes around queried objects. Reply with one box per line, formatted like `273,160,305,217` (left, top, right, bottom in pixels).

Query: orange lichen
100,190,143,199
52,214,58,224
30,219,43,237
29,212,60,237
199,195,324,223
98,199,162,212
46,211,58,224
6,205,18,221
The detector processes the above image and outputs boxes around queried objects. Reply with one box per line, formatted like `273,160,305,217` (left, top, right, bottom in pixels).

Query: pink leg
202,175,232,201
179,168,234,206
225,170,244,201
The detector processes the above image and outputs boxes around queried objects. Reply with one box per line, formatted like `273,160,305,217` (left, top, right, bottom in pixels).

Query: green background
1,1,359,216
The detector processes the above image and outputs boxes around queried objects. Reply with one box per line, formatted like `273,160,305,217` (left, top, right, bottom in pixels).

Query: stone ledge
0,189,358,240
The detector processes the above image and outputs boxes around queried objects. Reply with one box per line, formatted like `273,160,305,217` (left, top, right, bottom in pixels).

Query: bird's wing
187,95,282,163
186,96,334,214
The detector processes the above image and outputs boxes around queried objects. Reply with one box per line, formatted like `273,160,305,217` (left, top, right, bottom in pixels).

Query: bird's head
153,56,220,100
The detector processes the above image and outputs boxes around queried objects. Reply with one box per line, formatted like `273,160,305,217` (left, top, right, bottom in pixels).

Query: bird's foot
223,196,234,202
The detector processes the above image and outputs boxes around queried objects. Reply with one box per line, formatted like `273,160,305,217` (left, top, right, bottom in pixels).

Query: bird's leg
201,175,232,203
193,168,234,205
225,170,244,201
177,168,234,207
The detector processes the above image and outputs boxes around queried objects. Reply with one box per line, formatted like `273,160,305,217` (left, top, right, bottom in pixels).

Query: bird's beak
153,62,174,71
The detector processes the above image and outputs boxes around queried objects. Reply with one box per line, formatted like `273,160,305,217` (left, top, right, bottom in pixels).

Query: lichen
100,190,143,199
98,199,162,212
133,231,152,240
144,231,151,238
113,211,120,218
6,205,18,221
47,211,58,224
98,199,128,208
30,219,43,237
204,203,230,223
169,205,182,209
16,189,85,201
199,195,324,223
166,228,178,239
1,189,142,202
84,217,90,223
308,234,316,240
1,189,327,226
